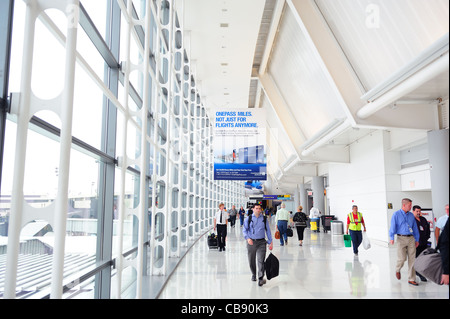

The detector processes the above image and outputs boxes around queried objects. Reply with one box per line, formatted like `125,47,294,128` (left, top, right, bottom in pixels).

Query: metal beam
0,0,14,196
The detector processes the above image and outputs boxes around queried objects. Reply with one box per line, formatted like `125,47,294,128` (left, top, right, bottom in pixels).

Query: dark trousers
416,244,427,257
230,215,236,227
247,239,267,280
349,230,363,254
296,226,306,241
217,224,227,249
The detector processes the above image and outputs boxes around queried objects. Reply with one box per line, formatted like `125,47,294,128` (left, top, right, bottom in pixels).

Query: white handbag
363,233,371,250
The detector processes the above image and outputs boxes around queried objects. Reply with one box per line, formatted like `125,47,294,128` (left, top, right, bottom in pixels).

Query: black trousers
217,224,227,249
230,215,236,227
296,226,306,240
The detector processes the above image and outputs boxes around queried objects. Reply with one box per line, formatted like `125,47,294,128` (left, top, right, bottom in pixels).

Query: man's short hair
413,205,421,211
402,198,412,205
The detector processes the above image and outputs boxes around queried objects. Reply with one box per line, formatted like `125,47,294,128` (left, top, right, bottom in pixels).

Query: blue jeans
240,214,245,226
349,230,363,254
277,220,288,245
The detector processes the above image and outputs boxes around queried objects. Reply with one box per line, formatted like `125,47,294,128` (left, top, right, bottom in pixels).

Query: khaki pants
396,235,416,281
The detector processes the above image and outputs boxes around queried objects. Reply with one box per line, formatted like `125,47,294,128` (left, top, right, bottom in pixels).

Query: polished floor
158,218,449,299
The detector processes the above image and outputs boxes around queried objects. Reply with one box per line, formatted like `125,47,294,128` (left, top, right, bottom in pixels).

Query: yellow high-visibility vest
348,212,363,231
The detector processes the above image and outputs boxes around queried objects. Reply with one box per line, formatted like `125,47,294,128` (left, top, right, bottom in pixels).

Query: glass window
0,0,227,299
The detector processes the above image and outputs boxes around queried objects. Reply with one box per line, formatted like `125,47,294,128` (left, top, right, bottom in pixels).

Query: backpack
247,213,267,231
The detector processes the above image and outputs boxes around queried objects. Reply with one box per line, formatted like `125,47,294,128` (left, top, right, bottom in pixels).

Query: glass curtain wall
0,0,246,299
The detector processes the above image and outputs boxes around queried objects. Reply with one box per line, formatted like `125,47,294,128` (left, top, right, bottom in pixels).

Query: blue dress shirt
389,209,420,242
243,213,272,245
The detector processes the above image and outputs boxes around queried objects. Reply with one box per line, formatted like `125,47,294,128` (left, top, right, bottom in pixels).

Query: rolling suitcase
207,232,218,249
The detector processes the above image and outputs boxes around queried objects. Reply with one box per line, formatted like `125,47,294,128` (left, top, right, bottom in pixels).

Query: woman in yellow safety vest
346,205,367,256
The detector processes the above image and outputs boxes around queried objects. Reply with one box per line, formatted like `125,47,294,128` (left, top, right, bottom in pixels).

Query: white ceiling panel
267,6,348,141
315,0,449,92
261,93,297,169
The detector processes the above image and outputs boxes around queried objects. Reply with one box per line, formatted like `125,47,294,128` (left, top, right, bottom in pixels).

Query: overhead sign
213,109,266,180
263,195,291,200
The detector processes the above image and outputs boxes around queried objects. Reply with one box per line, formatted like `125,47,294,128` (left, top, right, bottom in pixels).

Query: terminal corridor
158,220,449,299
0,0,448,300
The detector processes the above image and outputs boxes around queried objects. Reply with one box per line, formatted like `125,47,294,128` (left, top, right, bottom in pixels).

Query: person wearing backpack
243,203,273,287
293,205,307,246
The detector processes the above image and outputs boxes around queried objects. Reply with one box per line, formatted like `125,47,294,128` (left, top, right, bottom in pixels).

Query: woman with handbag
293,206,307,246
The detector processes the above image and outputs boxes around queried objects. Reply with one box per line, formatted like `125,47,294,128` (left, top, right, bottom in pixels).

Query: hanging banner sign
214,109,267,180
263,195,291,200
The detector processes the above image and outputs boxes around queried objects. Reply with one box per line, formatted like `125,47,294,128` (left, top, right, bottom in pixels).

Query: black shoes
251,275,266,286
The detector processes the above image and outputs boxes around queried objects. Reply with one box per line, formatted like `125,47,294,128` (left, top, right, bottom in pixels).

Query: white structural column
5,0,80,299
171,0,185,258
158,0,175,277
115,0,134,298
135,0,153,299
312,176,325,215
180,28,191,248
298,183,308,211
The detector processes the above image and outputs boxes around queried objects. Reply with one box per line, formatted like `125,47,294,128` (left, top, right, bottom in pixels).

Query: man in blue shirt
389,198,420,286
243,203,273,286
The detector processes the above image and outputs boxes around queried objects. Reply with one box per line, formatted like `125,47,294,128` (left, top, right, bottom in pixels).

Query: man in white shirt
435,204,449,245
214,203,228,252
275,203,290,246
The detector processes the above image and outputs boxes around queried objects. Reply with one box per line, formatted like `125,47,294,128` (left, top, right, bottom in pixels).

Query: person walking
345,205,366,256
214,203,228,252
435,204,449,245
389,198,420,286
275,203,290,246
229,205,238,228
239,206,246,227
437,219,449,285
242,203,273,287
412,205,430,281
292,205,307,246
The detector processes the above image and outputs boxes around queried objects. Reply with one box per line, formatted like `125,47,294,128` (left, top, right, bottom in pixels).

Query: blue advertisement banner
214,109,266,181
214,163,267,180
